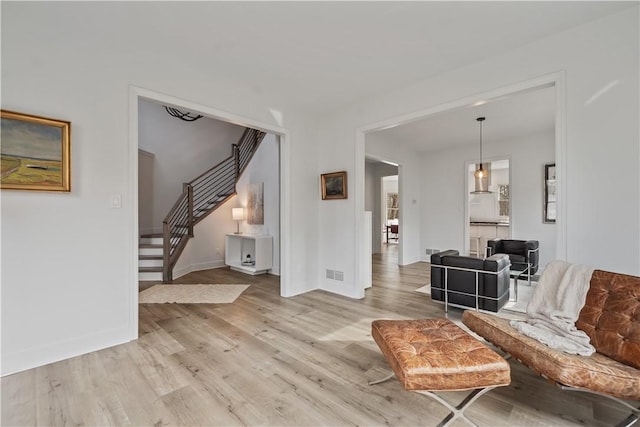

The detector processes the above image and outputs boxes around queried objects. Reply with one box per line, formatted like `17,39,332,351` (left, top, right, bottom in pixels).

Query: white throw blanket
510,260,596,356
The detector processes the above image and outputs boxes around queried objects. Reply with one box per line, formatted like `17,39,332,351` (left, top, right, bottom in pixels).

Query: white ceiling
8,1,633,154
370,85,557,152
9,1,635,113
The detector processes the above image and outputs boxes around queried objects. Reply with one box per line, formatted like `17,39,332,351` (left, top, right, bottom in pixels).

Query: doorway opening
129,86,291,338
355,74,565,297
383,175,399,246
364,157,400,264
467,158,511,258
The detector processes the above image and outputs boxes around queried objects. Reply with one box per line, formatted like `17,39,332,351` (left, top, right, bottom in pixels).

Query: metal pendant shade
471,117,492,193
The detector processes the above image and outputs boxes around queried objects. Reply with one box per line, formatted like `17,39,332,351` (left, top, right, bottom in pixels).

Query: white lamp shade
232,208,245,221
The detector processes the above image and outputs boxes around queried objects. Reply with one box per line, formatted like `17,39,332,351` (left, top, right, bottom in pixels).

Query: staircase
138,128,266,282
138,234,164,281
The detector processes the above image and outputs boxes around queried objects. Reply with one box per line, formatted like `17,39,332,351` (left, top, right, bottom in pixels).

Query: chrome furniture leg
416,386,501,427
369,370,500,427
367,372,395,386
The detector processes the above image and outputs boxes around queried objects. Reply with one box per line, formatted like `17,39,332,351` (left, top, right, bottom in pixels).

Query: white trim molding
128,86,293,343
354,72,567,297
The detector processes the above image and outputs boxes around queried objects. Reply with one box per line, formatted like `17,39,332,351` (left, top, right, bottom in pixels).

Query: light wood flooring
1,245,634,426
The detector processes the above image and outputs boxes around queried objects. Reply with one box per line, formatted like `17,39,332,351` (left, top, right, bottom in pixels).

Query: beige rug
139,284,249,304
415,284,431,295
502,283,536,314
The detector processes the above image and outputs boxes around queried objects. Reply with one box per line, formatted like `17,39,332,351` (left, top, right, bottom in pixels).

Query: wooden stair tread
139,243,163,249
139,266,163,273
139,255,163,260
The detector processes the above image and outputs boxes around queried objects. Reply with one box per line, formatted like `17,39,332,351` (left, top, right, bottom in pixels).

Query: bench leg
616,413,639,427
557,385,640,427
415,386,499,427
369,370,500,427
368,372,395,386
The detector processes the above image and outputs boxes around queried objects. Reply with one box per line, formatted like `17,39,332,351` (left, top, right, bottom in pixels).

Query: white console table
225,234,273,275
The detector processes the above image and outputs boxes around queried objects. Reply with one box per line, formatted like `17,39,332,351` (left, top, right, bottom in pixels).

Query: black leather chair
486,239,539,285
430,250,510,312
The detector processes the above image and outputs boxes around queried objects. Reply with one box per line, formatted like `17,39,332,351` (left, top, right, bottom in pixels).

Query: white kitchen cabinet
470,223,510,256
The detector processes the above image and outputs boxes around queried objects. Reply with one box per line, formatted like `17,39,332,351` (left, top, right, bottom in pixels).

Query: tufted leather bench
463,269,640,426
370,318,510,426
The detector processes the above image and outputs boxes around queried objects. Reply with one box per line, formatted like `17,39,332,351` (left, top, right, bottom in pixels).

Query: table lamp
232,208,245,234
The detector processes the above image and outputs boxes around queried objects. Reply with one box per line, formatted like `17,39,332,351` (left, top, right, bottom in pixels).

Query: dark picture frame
321,171,347,200
1,110,71,192
544,163,556,223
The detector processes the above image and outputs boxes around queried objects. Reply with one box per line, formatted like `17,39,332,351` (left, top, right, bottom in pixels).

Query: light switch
111,194,122,209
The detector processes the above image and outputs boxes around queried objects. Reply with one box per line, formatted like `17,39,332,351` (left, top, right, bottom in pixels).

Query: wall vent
326,269,335,280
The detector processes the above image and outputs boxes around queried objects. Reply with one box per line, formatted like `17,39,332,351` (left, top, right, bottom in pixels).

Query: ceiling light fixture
471,116,492,194
164,106,203,122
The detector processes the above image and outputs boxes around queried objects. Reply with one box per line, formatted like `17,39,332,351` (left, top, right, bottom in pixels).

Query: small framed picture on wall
321,171,347,200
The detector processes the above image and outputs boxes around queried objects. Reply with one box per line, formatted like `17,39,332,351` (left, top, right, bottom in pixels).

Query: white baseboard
173,259,226,280
1,325,134,376
400,256,422,266
320,281,365,299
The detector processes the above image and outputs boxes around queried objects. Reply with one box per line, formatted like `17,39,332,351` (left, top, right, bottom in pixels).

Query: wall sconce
232,208,245,234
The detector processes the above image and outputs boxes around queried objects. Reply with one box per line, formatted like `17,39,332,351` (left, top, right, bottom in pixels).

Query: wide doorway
467,158,511,257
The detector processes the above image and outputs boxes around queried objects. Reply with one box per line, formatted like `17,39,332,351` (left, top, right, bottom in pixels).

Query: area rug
502,283,536,314
139,284,250,304
415,284,431,295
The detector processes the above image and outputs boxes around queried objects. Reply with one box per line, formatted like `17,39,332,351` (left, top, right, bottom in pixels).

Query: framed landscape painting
1,110,71,192
321,171,347,200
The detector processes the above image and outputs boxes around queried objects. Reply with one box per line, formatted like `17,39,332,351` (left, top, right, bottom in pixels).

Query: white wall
138,99,245,232
171,201,234,278
138,149,155,235
422,131,556,268
1,2,318,375
319,7,638,298
171,132,282,280
234,133,281,275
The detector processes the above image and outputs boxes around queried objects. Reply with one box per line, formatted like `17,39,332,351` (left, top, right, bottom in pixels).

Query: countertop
470,221,510,226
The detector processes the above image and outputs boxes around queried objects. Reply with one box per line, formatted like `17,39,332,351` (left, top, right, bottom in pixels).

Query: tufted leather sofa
463,269,640,414
430,250,510,312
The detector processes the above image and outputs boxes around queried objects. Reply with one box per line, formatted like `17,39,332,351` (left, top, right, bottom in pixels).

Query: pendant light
471,117,492,193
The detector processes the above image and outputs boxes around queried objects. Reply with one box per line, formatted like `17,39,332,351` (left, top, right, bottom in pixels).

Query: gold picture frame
1,110,71,192
321,171,347,200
